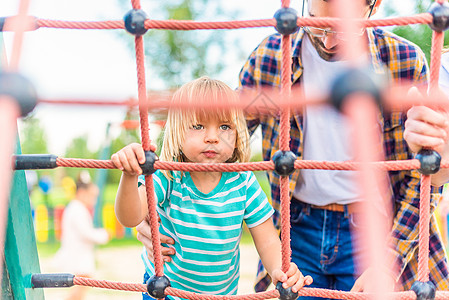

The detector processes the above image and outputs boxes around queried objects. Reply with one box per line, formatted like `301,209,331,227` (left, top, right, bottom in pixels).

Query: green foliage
19,115,48,154
64,134,99,180
118,0,240,87
384,0,449,63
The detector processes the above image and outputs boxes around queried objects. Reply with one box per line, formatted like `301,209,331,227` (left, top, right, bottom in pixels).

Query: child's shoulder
226,171,256,185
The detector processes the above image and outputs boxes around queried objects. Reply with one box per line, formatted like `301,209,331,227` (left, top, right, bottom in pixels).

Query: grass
37,229,254,259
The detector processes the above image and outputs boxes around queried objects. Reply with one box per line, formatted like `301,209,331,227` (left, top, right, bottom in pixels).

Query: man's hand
350,267,395,293
404,87,449,154
136,218,176,263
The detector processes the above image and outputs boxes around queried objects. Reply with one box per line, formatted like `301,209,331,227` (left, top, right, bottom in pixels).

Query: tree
383,0,449,63
118,0,241,88
19,115,49,154
64,134,99,180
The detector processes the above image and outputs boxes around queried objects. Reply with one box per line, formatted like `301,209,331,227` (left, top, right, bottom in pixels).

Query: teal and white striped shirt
139,170,274,298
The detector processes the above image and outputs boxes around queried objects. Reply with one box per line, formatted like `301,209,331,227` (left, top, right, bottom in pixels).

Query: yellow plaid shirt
239,28,449,291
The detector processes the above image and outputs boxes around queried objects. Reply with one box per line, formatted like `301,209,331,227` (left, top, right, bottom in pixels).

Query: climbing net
3,0,449,299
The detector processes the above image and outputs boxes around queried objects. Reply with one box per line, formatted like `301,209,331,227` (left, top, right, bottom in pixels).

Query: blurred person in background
53,171,109,300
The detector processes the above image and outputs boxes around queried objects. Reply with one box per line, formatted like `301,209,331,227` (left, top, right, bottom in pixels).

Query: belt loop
343,205,349,218
305,203,311,215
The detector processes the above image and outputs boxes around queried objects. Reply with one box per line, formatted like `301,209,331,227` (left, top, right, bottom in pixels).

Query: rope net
4,0,449,299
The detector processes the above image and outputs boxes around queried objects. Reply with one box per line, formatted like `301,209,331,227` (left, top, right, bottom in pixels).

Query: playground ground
39,242,261,300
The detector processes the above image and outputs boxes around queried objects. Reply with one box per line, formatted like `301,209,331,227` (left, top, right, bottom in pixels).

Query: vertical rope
131,0,141,10
9,0,31,71
418,175,431,282
418,7,445,281
134,32,164,276
281,0,291,8
278,0,293,272
429,30,444,93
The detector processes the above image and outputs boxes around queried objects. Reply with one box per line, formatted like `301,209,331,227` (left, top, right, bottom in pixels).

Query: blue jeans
290,199,366,300
142,272,172,300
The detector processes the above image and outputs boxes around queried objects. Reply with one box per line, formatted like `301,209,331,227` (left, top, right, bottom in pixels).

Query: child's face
182,117,237,164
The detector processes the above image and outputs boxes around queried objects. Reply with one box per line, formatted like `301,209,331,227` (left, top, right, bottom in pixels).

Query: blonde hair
160,76,250,179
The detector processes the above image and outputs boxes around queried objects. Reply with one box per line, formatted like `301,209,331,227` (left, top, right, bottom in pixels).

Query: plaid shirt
239,28,449,291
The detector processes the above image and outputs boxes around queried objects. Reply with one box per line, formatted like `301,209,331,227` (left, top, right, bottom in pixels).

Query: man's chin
317,49,337,61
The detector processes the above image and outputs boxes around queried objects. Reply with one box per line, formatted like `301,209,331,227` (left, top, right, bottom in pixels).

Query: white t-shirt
293,35,364,205
440,52,449,96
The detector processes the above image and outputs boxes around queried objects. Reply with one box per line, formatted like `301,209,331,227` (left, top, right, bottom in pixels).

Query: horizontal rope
9,13,430,32
73,276,449,299
56,157,449,172
34,84,449,114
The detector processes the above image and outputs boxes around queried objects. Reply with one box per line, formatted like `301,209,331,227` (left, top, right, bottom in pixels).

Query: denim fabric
290,199,367,300
142,272,172,300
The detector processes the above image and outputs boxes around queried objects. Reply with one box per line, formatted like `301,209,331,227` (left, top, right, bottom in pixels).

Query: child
112,77,312,299
53,172,109,300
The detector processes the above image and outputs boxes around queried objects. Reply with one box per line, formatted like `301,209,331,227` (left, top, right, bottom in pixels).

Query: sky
1,0,410,156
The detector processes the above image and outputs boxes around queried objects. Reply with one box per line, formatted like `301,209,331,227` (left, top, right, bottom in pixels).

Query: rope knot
428,1,449,32
411,281,436,300
274,8,298,35
146,275,171,299
416,149,441,175
272,150,296,176
124,9,148,36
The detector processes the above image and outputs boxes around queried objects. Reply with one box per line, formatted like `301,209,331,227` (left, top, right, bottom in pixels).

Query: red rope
27,14,433,31
133,29,165,276
430,30,445,93
35,19,123,30
166,287,279,300
131,0,140,10
55,157,431,172
74,276,146,292
72,275,449,299
418,175,431,282
281,0,290,8
75,275,449,299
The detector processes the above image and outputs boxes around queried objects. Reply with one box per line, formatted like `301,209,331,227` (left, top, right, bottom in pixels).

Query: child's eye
220,124,231,130
192,124,204,130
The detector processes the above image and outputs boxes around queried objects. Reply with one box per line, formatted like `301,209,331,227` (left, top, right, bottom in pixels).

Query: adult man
239,0,449,296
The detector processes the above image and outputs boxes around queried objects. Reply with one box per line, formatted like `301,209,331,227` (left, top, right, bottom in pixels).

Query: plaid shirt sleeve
379,32,448,289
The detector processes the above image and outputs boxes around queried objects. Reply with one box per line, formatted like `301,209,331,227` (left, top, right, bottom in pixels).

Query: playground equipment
3,0,449,299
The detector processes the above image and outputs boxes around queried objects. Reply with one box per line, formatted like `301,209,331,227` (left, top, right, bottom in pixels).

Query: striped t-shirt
138,170,274,297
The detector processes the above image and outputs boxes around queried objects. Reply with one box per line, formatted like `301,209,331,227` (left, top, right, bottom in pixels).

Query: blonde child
112,77,312,299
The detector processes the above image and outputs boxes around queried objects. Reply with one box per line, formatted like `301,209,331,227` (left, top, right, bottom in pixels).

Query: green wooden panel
2,140,44,300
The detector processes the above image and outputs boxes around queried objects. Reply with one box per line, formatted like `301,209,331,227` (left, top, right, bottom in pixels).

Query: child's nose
204,128,219,143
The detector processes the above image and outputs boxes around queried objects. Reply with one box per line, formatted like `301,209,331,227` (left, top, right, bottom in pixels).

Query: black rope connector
276,281,299,300
13,154,58,170
146,275,171,299
31,273,74,288
329,66,386,112
139,151,158,175
428,1,449,33
274,8,299,35
411,281,436,300
415,149,441,175
0,72,37,117
124,9,148,36
272,150,296,176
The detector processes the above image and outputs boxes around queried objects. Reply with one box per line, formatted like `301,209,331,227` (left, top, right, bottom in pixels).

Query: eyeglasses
303,26,365,41
301,0,376,40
